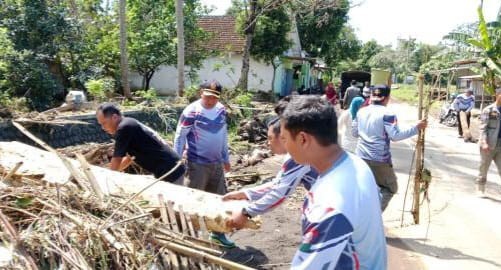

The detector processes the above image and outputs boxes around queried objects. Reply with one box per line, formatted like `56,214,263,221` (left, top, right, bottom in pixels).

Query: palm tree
176,0,185,97
119,0,132,99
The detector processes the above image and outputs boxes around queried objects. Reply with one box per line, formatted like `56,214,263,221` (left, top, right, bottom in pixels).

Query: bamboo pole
412,74,425,224
75,153,105,202
3,161,23,181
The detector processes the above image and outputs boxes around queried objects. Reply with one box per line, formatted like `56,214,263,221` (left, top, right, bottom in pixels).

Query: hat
200,80,222,98
370,84,391,102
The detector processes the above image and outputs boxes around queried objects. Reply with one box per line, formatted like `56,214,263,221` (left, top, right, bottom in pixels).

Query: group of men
95,76,501,269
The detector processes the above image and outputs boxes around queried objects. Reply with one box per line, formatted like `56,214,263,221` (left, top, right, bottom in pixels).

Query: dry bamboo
412,74,425,224
75,153,105,201
2,161,23,181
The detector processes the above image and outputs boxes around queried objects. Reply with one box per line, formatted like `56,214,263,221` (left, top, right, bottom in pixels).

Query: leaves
15,197,33,208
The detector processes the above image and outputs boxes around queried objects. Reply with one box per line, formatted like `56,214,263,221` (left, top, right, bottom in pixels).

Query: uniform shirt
291,152,387,270
173,100,229,164
453,93,475,112
243,154,318,217
113,117,185,181
352,104,418,164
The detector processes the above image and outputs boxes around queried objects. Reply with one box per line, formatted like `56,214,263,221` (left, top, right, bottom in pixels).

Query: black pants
458,111,471,136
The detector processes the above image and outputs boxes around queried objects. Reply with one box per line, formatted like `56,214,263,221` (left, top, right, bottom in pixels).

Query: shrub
85,77,114,101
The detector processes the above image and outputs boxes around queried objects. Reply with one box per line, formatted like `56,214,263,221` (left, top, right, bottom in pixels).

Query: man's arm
173,110,194,157
466,96,475,112
479,108,490,151
351,115,359,138
383,114,419,141
221,120,230,171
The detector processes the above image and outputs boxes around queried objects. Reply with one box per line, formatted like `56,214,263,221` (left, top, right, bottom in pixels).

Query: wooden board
0,141,261,233
459,111,472,141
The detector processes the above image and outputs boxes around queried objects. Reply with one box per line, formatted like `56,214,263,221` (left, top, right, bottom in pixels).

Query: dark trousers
458,111,471,136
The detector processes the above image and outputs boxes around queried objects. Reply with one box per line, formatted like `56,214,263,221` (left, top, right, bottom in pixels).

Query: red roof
197,16,245,53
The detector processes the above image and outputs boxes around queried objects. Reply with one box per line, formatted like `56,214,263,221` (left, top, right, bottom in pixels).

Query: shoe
476,184,486,197
210,232,236,249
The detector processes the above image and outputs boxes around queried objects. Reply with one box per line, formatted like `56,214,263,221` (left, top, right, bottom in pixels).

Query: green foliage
296,0,351,65
128,0,210,90
249,7,292,66
353,40,383,72
390,85,418,104
85,78,114,101
183,84,201,103
135,88,158,102
233,92,253,107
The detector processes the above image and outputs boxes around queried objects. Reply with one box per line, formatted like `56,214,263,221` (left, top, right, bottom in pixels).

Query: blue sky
199,0,500,46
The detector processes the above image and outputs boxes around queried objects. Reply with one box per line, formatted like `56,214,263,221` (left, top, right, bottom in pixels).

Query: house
129,16,315,96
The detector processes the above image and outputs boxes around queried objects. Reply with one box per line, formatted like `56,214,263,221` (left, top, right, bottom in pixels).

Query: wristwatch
241,208,252,219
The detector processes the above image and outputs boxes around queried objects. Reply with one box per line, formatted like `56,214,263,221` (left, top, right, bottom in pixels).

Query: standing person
279,95,387,269
338,89,368,153
476,87,501,195
223,116,318,228
324,81,338,106
352,85,427,211
453,89,475,138
173,80,234,248
343,80,360,110
96,103,186,182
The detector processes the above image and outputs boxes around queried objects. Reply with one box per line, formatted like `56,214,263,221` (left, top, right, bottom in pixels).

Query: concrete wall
130,54,275,95
0,108,181,149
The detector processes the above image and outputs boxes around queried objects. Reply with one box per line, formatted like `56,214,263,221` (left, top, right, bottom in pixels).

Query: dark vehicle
439,94,458,127
340,71,371,107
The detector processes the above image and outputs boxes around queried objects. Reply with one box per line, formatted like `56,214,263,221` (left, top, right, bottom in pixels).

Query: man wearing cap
453,89,475,139
352,85,427,211
173,80,234,248
96,103,186,182
475,87,501,195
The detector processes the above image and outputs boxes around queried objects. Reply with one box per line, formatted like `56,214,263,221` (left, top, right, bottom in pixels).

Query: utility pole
176,0,185,97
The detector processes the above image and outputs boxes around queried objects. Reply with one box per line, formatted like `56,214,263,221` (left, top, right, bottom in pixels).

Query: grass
391,84,419,104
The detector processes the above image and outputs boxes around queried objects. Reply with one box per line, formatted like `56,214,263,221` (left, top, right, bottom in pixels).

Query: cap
370,84,391,102
200,80,222,98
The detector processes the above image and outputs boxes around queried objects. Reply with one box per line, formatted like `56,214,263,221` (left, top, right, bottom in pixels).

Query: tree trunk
119,0,132,99
236,0,258,91
176,0,185,97
271,61,277,93
145,70,155,91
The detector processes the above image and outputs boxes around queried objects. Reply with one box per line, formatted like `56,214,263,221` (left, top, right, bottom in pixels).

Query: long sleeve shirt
173,100,229,164
453,93,475,112
352,104,418,164
291,152,387,270
243,155,318,217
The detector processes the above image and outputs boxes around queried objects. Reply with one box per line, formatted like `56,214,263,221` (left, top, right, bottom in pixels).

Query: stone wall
0,108,181,149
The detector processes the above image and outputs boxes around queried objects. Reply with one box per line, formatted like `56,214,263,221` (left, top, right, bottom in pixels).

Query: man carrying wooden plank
476,87,501,195
173,80,234,248
453,88,475,140
352,85,427,211
223,114,318,229
96,103,186,182
280,95,387,269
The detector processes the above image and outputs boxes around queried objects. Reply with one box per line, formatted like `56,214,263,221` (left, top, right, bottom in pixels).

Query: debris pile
236,117,268,143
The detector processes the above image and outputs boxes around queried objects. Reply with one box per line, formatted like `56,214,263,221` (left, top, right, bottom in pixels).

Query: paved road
384,102,501,270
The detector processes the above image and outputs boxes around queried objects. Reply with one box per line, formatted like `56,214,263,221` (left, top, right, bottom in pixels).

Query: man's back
114,117,184,179
353,104,417,163
292,152,387,269
344,86,360,108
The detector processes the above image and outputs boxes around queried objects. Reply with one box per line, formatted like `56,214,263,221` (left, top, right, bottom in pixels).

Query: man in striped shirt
453,89,475,138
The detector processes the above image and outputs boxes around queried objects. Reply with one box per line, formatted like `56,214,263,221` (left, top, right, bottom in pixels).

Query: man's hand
226,210,249,230
222,191,248,201
224,162,231,172
481,142,490,152
416,119,428,130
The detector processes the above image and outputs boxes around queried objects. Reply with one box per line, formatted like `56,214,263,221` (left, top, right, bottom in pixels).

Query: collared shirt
291,152,387,270
173,100,229,164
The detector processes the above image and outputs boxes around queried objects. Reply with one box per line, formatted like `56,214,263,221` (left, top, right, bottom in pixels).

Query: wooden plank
166,201,189,270
0,141,260,233
157,195,179,269
178,205,189,235
459,111,472,142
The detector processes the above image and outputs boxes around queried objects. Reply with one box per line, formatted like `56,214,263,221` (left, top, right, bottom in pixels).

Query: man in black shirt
96,103,185,182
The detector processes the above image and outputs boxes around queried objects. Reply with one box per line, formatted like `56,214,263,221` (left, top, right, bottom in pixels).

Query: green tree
248,7,292,91
127,0,209,90
354,40,383,72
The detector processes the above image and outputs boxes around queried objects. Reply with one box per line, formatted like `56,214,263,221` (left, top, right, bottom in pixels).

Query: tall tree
236,0,258,90
176,0,185,96
119,0,132,99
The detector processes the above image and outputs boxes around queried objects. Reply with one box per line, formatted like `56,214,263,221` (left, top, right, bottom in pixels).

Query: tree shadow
387,237,501,268
223,245,269,269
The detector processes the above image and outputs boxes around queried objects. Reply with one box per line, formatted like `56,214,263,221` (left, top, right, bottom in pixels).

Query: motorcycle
439,101,458,127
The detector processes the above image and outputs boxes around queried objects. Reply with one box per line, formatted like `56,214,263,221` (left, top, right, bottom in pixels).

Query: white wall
130,54,274,95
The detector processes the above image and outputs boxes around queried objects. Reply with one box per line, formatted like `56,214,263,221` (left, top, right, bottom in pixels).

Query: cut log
0,141,261,233
459,111,472,142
